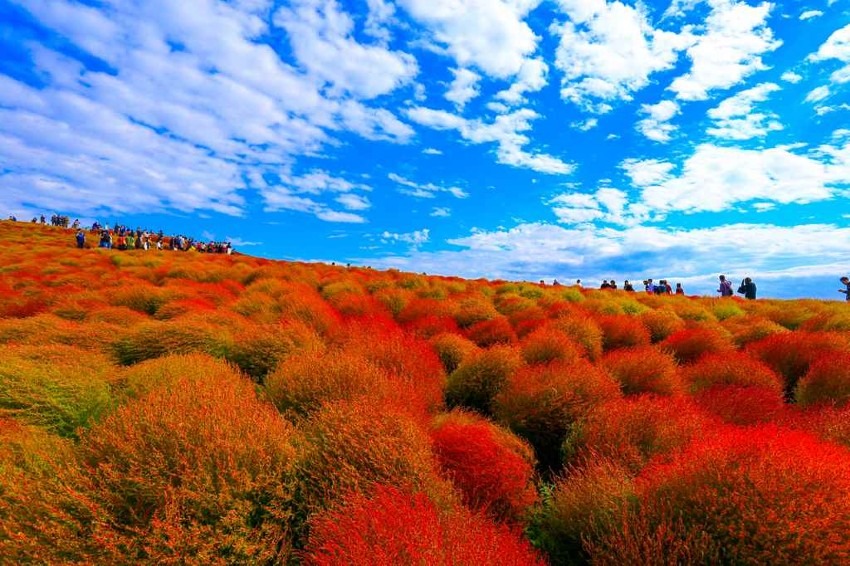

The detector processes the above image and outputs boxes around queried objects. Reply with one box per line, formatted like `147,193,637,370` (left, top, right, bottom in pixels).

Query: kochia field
1,220,849,565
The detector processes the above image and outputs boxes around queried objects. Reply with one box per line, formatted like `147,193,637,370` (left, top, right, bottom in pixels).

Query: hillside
1,220,849,565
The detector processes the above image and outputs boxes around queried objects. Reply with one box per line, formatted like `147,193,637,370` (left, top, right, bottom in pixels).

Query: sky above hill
1,0,850,298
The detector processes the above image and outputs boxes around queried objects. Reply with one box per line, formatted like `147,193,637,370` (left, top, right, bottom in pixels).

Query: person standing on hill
75,229,86,249
737,277,757,300
675,283,685,295
718,275,730,296
839,276,850,301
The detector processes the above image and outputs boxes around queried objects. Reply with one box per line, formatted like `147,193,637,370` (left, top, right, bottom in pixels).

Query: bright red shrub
596,314,651,351
796,352,850,407
566,396,713,473
601,346,681,396
430,411,537,523
660,326,734,365
493,359,621,472
787,404,850,448
747,331,850,398
445,345,523,415
429,332,481,374
693,385,786,426
630,426,850,565
303,485,546,566
520,324,584,365
465,315,518,347
680,351,782,394
81,363,298,563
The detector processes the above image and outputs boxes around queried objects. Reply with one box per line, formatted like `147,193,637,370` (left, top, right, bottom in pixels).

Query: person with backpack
737,277,757,300
839,276,850,301
718,275,734,297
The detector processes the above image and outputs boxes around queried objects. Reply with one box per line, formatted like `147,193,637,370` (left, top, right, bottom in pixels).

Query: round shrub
693,385,786,426
660,327,734,365
796,352,850,408
680,351,783,395
0,345,115,438
747,331,850,398
565,396,713,473
303,485,546,566
429,332,481,375
596,314,651,351
550,313,604,361
493,359,621,473
453,295,499,328
110,317,231,365
722,315,789,346
532,457,634,565
624,426,850,565
446,345,523,415
294,397,449,520
430,411,537,523
265,349,408,421
601,346,681,396
465,316,518,347
639,308,685,343
788,404,850,448
227,319,325,382
117,352,239,402
81,364,298,563
520,325,584,365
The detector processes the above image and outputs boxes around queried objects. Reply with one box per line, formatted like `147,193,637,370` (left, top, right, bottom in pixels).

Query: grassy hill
1,220,849,564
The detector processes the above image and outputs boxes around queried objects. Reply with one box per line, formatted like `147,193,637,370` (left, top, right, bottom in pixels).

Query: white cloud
669,0,782,101
799,10,823,21
628,143,846,214
336,193,372,210
572,118,599,131
805,85,831,103
407,106,573,174
550,187,651,226
553,0,689,111
445,68,481,109
495,57,549,104
364,0,396,43
781,71,803,83
706,82,783,140
260,170,371,222
388,173,468,199
397,0,541,79
809,24,850,85
274,0,418,99
226,236,263,247
381,228,430,247
422,147,443,155
431,207,451,217
636,99,680,142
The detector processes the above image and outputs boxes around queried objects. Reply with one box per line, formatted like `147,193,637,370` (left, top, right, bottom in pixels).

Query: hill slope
1,220,849,564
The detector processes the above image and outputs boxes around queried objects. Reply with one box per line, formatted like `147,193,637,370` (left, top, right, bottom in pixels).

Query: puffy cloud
422,147,443,155
430,207,451,217
706,82,783,140
336,193,372,210
669,0,781,101
628,143,844,214
397,0,541,79
781,71,803,83
553,0,688,111
381,228,430,247
495,57,549,104
550,187,651,226
805,85,831,103
406,106,573,174
809,24,850,84
260,170,371,222
388,173,468,199
445,68,481,109
274,0,418,99
636,100,680,142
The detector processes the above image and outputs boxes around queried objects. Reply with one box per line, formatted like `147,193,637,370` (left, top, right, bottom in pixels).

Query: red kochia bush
303,485,546,566
493,359,621,472
796,352,850,408
429,332,481,375
550,313,604,361
465,316,518,347
520,324,584,365
694,386,786,426
601,346,681,396
747,331,850,398
566,396,713,473
639,308,686,343
445,345,523,415
626,426,850,565
660,327,734,365
596,314,651,351
430,411,537,523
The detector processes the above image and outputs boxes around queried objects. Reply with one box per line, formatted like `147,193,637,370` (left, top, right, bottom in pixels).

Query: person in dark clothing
623,280,635,292
600,280,611,289
75,230,86,249
839,276,850,301
737,277,757,300
675,282,685,295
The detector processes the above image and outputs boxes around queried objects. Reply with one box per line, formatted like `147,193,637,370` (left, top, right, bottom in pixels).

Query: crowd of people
547,274,759,300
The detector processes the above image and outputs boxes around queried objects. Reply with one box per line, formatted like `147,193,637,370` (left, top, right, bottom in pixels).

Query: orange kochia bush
601,346,681,396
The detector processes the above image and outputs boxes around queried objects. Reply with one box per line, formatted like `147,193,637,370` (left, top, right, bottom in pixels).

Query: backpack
721,281,733,296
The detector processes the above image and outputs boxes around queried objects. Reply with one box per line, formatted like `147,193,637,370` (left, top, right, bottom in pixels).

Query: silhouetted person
675,282,685,295
737,277,757,300
840,276,850,301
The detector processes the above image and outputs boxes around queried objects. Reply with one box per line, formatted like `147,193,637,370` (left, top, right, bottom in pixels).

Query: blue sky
1,0,850,298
